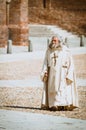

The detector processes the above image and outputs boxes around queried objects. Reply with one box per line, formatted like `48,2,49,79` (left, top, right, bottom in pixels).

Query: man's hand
44,72,48,77
66,78,72,85
43,72,48,82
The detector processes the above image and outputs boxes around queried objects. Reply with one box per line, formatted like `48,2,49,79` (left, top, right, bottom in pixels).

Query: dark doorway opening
43,0,46,8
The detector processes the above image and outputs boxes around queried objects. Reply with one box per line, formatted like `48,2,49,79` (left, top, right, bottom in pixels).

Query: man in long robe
41,35,79,111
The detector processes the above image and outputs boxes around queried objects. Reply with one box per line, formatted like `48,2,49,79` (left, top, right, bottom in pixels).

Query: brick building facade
9,0,29,46
28,0,86,9
0,0,8,47
0,0,29,47
28,0,86,36
0,0,86,47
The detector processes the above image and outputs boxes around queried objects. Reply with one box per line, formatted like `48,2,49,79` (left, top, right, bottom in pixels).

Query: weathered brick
0,0,8,47
9,0,29,46
0,0,86,47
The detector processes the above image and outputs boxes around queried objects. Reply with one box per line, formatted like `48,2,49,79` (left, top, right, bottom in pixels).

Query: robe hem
41,104,78,111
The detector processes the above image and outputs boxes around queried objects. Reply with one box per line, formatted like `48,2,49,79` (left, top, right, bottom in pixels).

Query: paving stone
0,109,86,130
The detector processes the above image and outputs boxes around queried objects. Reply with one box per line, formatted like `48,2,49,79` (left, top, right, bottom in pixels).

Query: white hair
49,34,64,49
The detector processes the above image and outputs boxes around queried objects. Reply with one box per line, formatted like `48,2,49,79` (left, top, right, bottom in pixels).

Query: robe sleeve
40,50,48,81
66,52,75,84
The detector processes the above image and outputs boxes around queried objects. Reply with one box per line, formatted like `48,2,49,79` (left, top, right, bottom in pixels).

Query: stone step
29,24,74,38
29,25,54,37
0,78,86,88
29,33,54,36
28,24,83,45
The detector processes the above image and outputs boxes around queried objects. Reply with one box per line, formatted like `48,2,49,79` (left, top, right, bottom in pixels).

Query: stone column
0,0,8,47
9,0,29,46
46,0,51,9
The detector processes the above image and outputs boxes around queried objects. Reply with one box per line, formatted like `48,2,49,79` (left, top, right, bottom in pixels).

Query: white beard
49,43,61,49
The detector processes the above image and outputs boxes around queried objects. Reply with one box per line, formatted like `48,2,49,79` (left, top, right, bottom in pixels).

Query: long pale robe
41,46,79,108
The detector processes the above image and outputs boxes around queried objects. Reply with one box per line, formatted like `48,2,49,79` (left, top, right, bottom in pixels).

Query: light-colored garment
41,45,79,108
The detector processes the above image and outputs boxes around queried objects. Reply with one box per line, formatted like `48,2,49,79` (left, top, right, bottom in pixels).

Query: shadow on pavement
0,106,41,110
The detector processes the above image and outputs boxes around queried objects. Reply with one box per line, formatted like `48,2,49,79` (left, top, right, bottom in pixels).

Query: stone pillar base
0,25,8,48
9,25,29,46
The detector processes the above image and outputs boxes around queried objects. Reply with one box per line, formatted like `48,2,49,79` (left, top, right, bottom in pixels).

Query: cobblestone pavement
0,25,86,130
0,54,86,80
0,49,86,121
0,85,86,120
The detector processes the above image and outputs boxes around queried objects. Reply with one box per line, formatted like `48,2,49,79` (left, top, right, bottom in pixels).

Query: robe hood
48,34,65,50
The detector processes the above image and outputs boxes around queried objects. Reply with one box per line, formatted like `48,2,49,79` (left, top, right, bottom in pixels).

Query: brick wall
9,0,29,46
0,0,8,47
28,0,86,9
51,0,86,10
28,0,43,7
29,0,86,36
0,0,86,47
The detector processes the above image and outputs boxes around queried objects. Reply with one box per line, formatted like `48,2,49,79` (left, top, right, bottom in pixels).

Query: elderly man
41,35,79,111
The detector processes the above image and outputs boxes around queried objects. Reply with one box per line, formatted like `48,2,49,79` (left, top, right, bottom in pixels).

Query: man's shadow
1,106,41,110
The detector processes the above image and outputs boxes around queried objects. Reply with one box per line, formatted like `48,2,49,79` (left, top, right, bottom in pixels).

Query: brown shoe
49,106,58,111
41,104,49,110
58,106,64,111
64,105,73,111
